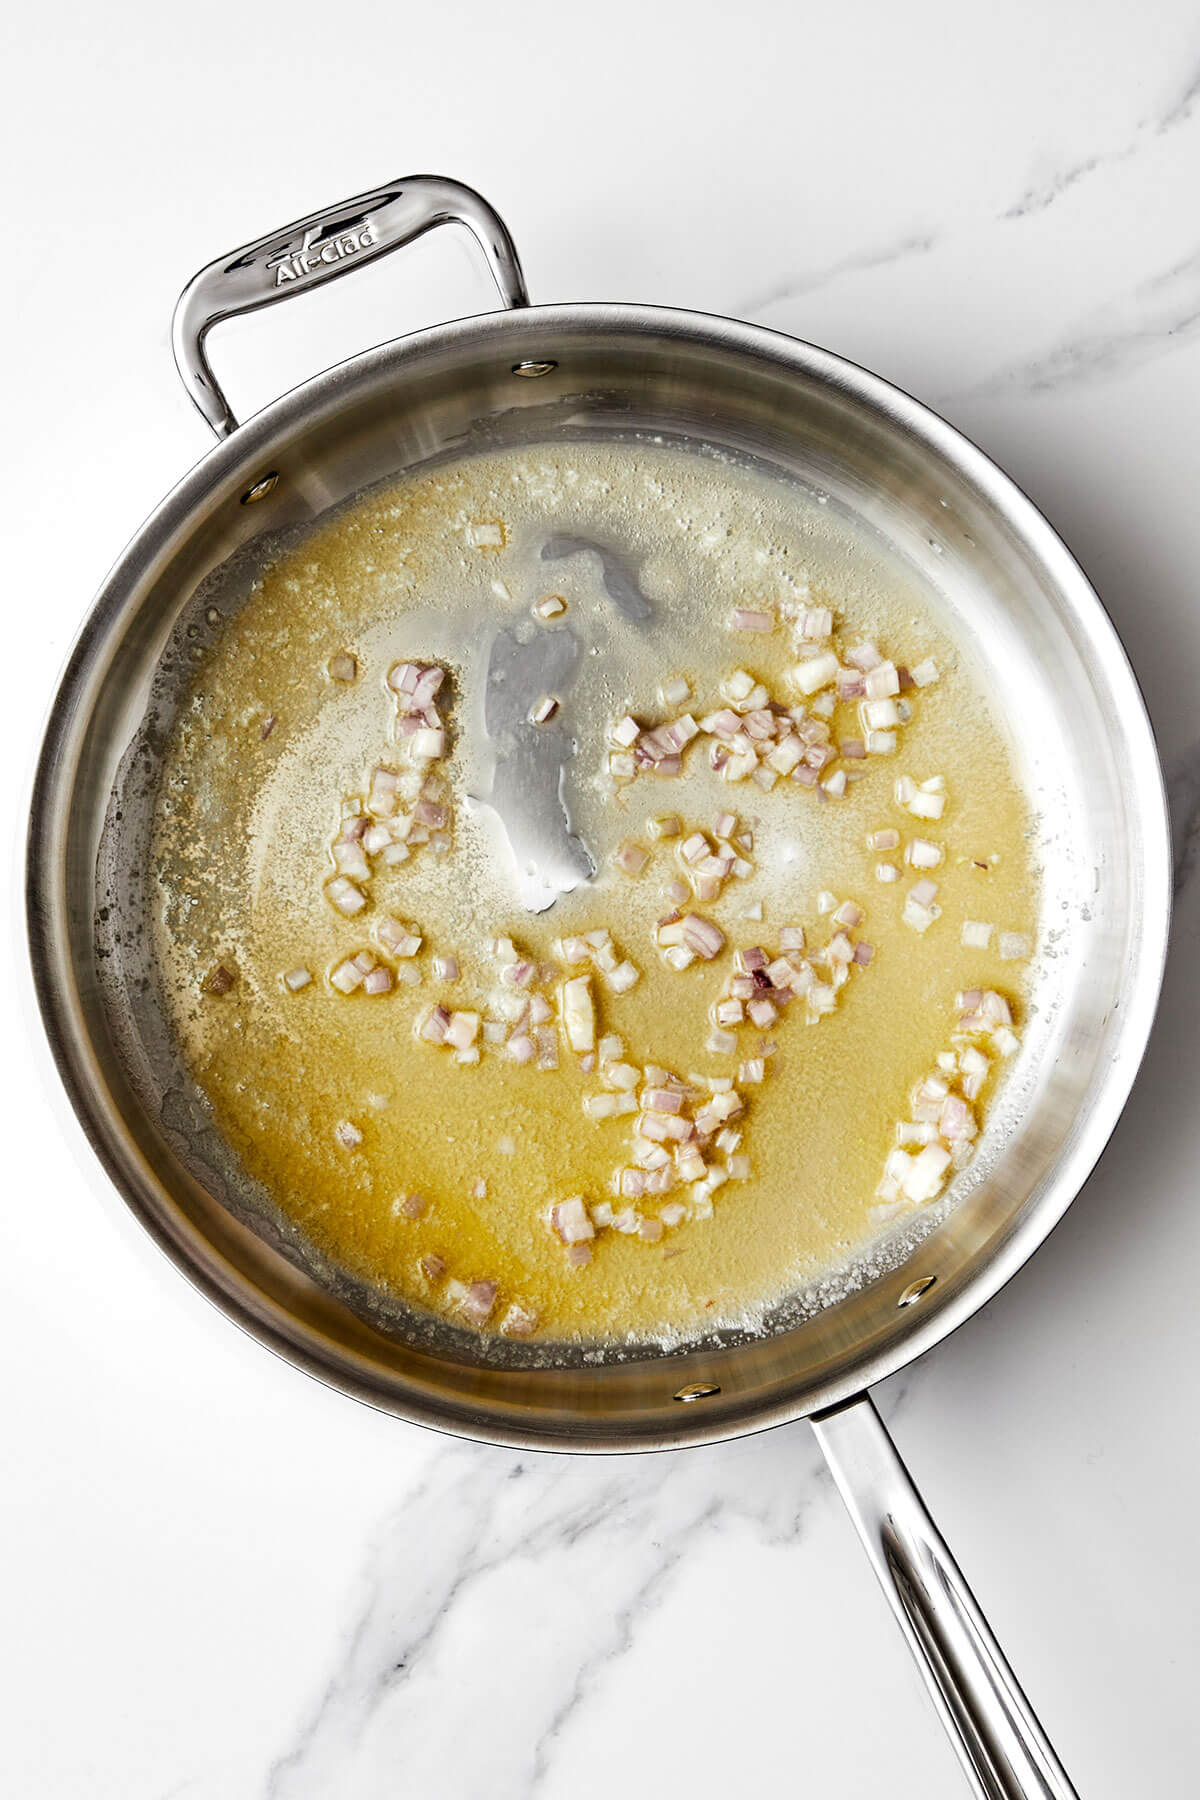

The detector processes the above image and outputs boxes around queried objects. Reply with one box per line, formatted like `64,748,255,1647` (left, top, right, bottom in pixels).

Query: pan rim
26,299,1174,1452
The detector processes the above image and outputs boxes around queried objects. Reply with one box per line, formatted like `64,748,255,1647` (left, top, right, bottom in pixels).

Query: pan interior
39,311,1164,1447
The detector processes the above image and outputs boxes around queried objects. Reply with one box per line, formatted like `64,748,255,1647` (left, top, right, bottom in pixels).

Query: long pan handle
812,1393,1078,1800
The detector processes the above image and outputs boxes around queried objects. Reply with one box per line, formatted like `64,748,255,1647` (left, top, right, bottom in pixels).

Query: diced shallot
325,875,366,916
903,780,946,821
614,841,649,875
461,1280,498,1324
799,606,833,640
561,976,595,1052
940,1094,976,1142
376,917,422,958
999,932,1031,960
330,958,366,994
863,662,899,700
420,1004,451,1043
584,1092,638,1120
903,896,940,932
333,840,371,880
908,838,943,869
551,1197,594,1245
900,1142,952,1203
444,1011,480,1050
792,651,839,694
608,961,640,993
682,914,725,959
982,989,1013,1026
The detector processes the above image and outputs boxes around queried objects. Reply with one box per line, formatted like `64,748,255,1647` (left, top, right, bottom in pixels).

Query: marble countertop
5,4,1199,1795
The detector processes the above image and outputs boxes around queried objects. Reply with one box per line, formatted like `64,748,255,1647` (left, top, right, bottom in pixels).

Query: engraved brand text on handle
268,221,378,287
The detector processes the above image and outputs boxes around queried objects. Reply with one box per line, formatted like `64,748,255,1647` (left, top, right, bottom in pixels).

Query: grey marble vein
264,1430,822,1799
1001,153,1104,221
1154,55,1200,135
1167,738,1200,897
1005,46,1200,222
737,231,938,318
962,242,1200,396
741,47,1200,332
526,1493,727,1790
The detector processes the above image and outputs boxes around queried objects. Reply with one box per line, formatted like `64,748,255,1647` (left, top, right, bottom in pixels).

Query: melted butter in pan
151,441,1037,1344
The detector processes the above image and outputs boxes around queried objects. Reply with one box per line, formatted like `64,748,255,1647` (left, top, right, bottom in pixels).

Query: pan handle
171,175,529,439
812,1393,1078,1800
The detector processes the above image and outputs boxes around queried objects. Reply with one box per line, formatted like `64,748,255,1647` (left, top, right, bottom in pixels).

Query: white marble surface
4,4,1200,1794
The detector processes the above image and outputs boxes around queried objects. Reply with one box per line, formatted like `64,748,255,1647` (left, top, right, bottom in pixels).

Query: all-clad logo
267,221,378,287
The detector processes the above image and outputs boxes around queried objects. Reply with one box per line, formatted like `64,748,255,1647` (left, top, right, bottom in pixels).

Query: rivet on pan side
241,472,279,504
898,1275,937,1307
674,1381,721,1402
511,360,558,378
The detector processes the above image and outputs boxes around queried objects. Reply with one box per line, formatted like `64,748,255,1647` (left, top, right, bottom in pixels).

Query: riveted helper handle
813,1394,1078,1800
171,175,529,438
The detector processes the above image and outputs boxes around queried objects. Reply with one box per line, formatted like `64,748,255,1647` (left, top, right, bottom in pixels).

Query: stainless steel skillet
27,176,1171,1800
